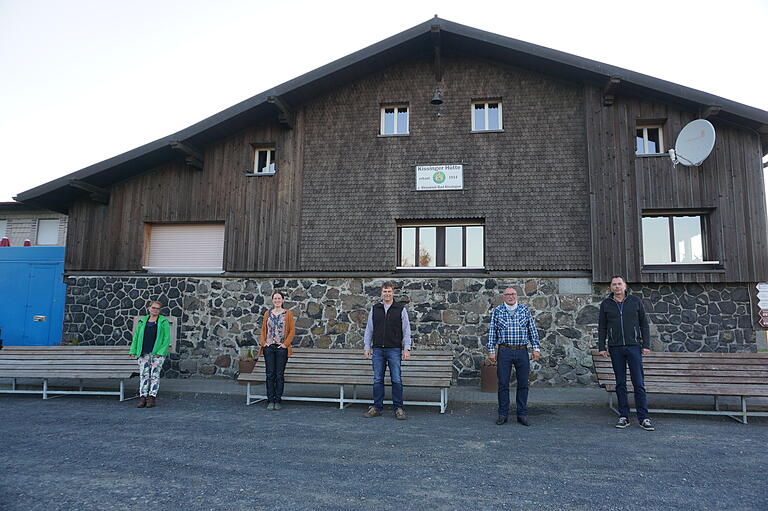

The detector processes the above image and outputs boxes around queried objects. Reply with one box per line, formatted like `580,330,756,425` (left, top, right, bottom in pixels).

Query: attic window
380,105,409,135
636,125,664,155
471,101,502,131
251,147,276,174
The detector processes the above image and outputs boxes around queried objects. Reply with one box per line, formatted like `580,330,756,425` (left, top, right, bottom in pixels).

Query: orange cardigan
259,309,296,357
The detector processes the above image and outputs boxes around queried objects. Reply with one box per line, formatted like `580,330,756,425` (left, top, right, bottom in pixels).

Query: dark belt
498,344,527,350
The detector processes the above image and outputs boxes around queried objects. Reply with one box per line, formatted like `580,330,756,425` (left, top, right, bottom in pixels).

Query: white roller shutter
144,223,225,274
37,219,60,245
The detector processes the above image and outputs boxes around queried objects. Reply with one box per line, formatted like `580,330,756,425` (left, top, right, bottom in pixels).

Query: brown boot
137,397,147,408
146,396,156,408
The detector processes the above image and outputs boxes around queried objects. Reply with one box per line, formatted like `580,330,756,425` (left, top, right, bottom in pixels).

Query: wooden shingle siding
586,85,768,283
300,54,591,272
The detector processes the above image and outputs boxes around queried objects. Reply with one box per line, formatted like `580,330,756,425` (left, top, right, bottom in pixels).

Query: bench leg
43,379,48,400
12,378,16,391
440,387,448,414
120,380,124,401
79,379,84,392
742,397,748,425
339,385,345,409
246,383,251,405
353,384,357,401
714,395,720,411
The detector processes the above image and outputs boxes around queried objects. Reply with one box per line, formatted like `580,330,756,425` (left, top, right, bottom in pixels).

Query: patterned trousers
138,355,165,397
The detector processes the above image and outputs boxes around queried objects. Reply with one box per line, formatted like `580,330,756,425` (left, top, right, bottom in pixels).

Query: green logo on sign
433,171,446,184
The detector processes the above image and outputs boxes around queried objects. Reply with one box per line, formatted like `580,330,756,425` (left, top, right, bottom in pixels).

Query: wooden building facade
14,18,768,379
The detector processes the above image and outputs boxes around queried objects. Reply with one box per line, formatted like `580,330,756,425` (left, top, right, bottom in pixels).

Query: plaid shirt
486,303,541,355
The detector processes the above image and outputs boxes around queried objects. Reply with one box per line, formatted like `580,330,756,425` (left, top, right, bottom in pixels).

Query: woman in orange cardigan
260,291,295,410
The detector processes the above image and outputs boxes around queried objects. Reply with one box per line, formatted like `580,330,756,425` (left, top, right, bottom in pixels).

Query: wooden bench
592,350,768,424
238,348,454,413
0,346,138,400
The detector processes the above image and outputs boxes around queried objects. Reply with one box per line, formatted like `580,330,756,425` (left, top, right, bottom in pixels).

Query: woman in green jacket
129,300,171,408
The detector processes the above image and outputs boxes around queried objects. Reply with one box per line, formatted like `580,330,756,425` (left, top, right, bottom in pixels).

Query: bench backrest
592,351,768,388
241,348,453,387
0,345,136,378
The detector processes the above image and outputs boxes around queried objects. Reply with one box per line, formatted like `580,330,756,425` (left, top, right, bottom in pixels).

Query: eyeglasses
503,293,517,297
149,307,161,310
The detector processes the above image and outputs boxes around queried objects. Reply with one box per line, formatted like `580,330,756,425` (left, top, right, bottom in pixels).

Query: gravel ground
2,392,766,511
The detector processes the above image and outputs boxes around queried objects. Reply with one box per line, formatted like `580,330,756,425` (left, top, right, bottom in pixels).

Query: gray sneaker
363,406,382,418
615,417,630,429
266,402,275,411
394,408,407,420
640,419,655,431
273,402,282,410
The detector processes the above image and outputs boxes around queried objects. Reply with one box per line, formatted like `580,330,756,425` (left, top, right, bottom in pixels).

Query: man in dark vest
363,282,412,420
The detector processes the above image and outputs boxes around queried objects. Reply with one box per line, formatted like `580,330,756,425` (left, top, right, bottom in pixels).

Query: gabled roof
16,17,768,213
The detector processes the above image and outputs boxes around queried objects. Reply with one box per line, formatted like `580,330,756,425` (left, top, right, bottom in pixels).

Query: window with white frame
36,219,59,245
253,147,276,174
144,223,225,274
471,101,502,131
0,219,6,239
397,221,484,269
641,213,716,265
636,125,664,155
380,105,409,135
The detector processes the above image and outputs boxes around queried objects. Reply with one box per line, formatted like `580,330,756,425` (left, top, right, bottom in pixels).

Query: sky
1,0,767,202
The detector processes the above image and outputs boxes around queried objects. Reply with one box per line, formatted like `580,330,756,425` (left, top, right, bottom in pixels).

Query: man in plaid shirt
487,287,541,426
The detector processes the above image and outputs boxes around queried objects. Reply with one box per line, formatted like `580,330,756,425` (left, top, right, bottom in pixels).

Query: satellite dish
669,119,716,167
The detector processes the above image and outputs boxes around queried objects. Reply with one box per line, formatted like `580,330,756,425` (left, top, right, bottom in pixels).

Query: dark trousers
371,347,404,410
264,345,288,403
609,345,649,422
496,347,530,418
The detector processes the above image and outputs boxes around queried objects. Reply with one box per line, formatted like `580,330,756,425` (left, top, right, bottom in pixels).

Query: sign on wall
416,165,463,191
756,283,768,328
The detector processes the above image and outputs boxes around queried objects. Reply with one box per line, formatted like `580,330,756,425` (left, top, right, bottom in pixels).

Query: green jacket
129,315,171,357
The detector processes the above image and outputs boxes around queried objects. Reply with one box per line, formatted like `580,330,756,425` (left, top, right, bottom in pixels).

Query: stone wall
63,276,757,384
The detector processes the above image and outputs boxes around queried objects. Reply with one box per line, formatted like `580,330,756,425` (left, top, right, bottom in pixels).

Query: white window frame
380,104,409,136
636,125,664,155
471,101,503,132
397,221,485,270
36,218,60,245
641,213,719,266
253,147,276,175
0,219,6,239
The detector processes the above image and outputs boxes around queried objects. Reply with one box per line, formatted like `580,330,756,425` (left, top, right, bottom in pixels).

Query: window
636,125,664,155
380,105,409,135
144,223,225,274
36,219,59,245
641,213,716,265
252,147,276,174
471,101,502,131
0,219,6,238
397,222,484,269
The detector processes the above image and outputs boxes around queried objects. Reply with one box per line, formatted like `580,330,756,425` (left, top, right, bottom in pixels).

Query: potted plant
238,347,257,383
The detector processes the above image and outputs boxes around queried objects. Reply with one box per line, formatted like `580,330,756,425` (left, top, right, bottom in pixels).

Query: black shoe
640,419,655,431
517,416,530,426
495,416,508,425
615,417,630,429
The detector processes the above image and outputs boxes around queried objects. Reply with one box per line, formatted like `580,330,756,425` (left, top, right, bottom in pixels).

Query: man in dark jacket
362,282,411,420
598,276,654,431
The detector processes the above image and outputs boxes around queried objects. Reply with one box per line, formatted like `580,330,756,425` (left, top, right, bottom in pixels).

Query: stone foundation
63,276,757,384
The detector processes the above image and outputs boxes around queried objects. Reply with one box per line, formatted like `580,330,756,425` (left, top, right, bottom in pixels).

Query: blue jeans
609,345,649,422
496,347,530,418
371,347,403,410
264,345,288,403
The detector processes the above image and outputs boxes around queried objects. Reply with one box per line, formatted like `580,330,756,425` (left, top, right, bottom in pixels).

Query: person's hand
488,353,496,363
402,349,410,360
364,349,371,359
279,343,286,349
598,350,609,358
641,348,650,356
532,351,541,362
129,354,137,359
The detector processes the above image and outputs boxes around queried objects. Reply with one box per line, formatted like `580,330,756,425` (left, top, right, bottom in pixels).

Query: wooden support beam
170,141,204,170
68,179,109,205
431,24,442,83
603,76,621,106
267,95,293,128
700,106,721,119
